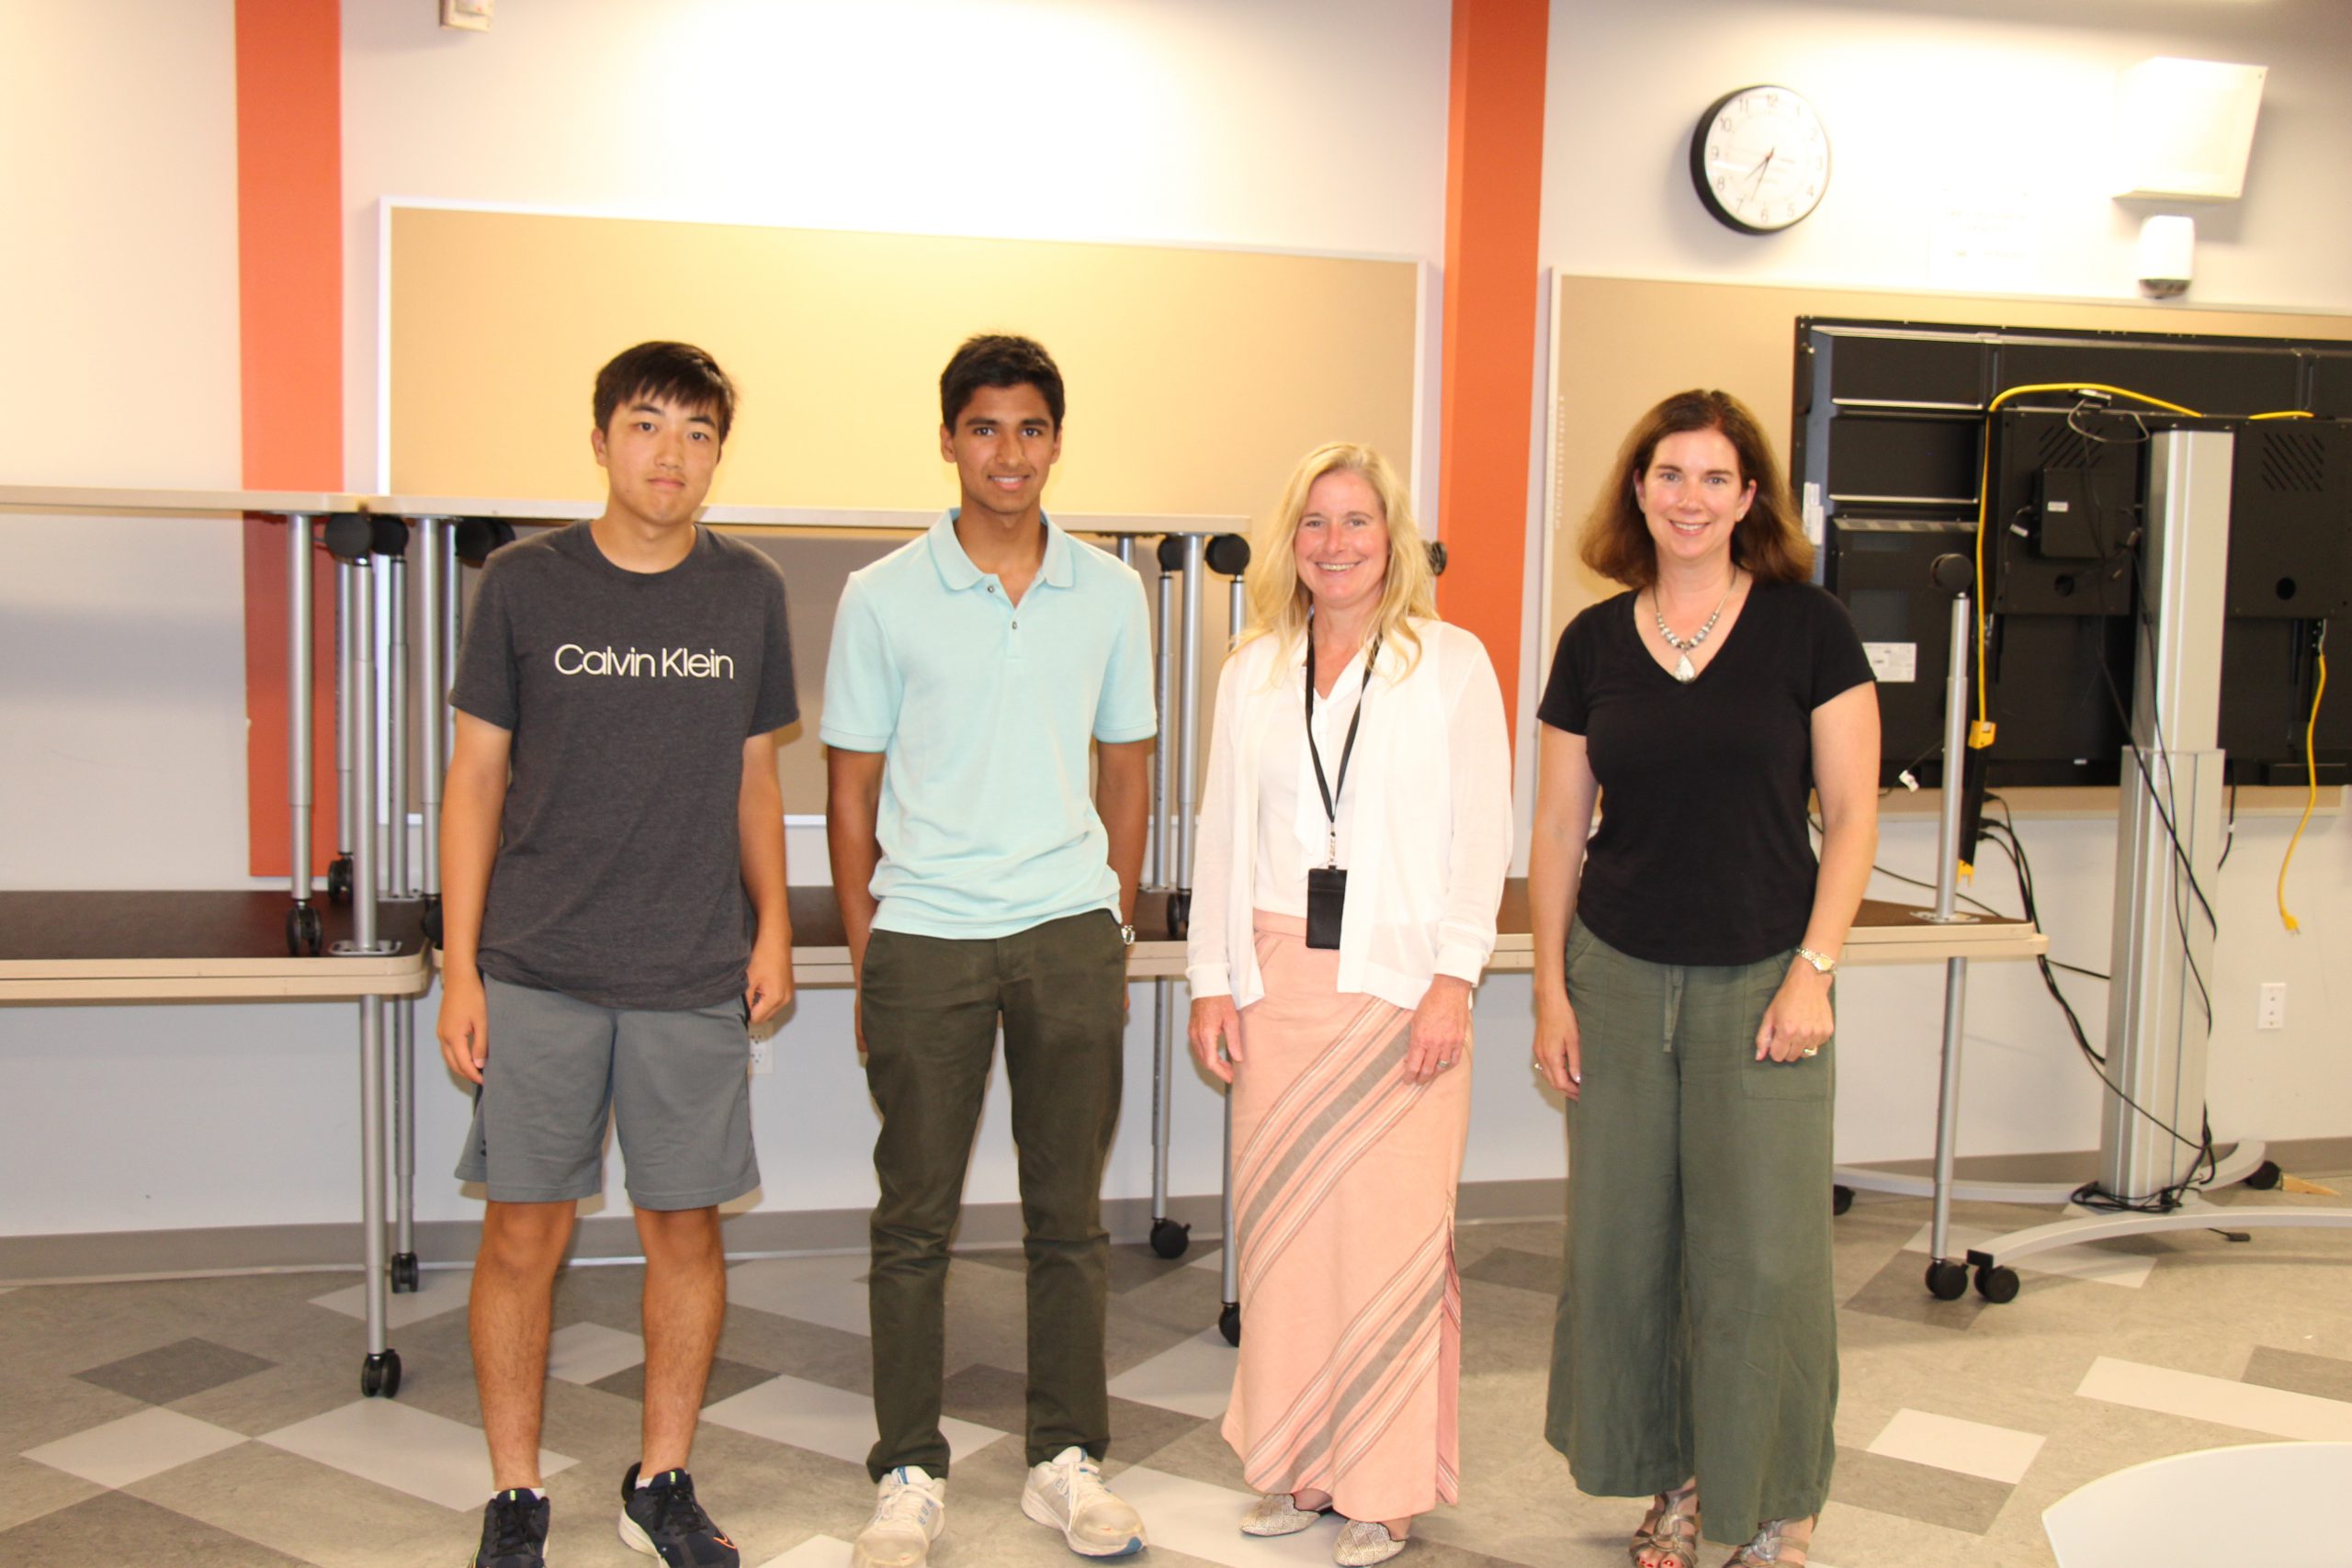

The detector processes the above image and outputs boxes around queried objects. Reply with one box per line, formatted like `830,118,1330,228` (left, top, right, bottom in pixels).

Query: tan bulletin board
389,205,1419,523
1544,277,2352,817
390,206,1421,814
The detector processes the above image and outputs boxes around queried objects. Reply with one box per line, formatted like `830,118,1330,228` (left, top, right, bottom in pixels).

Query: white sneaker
853,1466,946,1568
1020,1447,1147,1558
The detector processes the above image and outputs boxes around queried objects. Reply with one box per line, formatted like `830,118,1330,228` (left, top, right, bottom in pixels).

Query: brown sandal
1721,1517,1811,1565
1628,1482,1701,1568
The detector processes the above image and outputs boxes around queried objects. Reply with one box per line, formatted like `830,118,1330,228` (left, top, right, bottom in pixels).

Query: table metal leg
1218,1092,1239,1347
285,514,322,954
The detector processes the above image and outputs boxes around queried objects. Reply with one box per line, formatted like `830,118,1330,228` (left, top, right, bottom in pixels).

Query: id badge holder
1306,865,1347,950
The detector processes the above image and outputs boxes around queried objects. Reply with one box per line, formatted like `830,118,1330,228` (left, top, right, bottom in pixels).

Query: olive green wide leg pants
1544,919,1838,1546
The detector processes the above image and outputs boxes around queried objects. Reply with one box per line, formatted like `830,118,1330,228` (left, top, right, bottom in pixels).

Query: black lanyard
1304,635,1378,869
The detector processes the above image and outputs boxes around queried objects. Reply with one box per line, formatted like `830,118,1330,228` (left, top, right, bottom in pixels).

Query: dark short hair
593,341,738,444
1579,388,1814,589
939,333,1065,430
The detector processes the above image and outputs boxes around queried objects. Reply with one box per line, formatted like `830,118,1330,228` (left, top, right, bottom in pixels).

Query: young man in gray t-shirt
439,342,797,1568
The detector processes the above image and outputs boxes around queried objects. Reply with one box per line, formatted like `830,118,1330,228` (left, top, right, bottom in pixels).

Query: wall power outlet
2256,982,2287,1032
750,1036,774,1075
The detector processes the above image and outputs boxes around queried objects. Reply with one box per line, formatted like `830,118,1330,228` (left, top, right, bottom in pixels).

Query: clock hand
1743,147,1776,196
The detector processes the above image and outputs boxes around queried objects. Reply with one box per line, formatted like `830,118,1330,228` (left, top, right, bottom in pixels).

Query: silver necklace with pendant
1652,570,1737,682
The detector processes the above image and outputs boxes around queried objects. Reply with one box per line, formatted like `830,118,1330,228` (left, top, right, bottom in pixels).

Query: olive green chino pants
860,909,1127,1481
1545,919,1838,1546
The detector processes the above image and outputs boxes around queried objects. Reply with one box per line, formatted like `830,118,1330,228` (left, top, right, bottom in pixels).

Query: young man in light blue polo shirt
823,335,1156,1568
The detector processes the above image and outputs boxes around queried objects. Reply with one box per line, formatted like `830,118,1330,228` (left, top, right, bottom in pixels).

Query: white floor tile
310,1266,474,1329
1867,1407,2045,1484
1107,1464,1339,1568
756,1534,855,1568
260,1398,575,1511
22,1406,245,1488
1187,1246,1227,1273
728,1254,873,1337
702,1372,1004,1467
547,1321,646,1385
1902,1224,2155,1288
2076,1357,2352,1443
1106,1327,1238,1419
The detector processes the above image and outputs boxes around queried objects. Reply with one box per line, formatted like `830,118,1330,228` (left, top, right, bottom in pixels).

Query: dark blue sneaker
619,1463,740,1566
472,1488,548,1568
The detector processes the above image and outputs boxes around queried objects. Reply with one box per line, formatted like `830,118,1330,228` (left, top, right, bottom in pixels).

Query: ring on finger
1801,1045,1820,1057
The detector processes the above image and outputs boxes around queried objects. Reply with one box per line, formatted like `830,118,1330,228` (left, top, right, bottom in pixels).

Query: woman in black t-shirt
1527,390,1879,1568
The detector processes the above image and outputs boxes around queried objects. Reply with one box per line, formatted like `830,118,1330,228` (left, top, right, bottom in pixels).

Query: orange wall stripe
236,0,343,877
1438,0,1549,756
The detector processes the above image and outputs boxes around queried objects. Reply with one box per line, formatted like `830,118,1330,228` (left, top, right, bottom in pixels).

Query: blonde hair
1239,442,1436,678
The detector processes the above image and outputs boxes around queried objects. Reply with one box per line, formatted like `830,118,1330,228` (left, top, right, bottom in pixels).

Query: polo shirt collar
928,509,1076,592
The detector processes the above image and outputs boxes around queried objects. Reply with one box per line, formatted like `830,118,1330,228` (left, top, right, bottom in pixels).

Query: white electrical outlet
2256,982,2287,1032
749,1037,774,1075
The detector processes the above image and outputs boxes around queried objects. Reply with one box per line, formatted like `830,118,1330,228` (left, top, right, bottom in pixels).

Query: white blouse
1251,644,1372,916
1187,618,1513,1012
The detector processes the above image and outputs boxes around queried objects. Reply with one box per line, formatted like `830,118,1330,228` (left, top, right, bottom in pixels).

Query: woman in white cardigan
1186,442,1512,1567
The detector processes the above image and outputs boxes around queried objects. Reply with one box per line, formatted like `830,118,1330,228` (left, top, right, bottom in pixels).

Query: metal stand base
1830,1165,2085,1209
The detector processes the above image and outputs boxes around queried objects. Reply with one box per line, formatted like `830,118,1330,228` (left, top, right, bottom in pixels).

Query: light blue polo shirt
820,510,1158,939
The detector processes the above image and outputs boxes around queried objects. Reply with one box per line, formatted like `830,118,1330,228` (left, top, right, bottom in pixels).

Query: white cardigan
1185,617,1513,1011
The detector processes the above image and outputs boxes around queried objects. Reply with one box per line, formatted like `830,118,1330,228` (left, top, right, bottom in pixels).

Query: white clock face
1692,85,1830,233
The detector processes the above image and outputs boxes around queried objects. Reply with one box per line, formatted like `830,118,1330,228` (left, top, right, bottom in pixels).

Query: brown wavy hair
1579,389,1814,590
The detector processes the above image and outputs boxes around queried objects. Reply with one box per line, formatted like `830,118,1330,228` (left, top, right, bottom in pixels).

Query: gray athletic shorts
453,975,759,1210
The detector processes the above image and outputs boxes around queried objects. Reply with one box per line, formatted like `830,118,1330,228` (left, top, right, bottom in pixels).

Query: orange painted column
1438,0,1549,754
236,0,343,876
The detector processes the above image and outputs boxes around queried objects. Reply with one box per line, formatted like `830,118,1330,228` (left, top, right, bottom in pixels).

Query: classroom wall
1542,0,2352,313
1536,0,2352,1162
5,0,2346,1247
3,0,1475,1242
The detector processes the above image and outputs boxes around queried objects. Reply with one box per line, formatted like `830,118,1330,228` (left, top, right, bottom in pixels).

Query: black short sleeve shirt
1537,580,1873,966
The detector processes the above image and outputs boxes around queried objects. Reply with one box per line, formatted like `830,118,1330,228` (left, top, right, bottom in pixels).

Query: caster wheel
1973,1265,2020,1304
1832,1184,1854,1216
1148,1217,1192,1259
420,897,443,949
1217,1302,1241,1347
2244,1160,2283,1191
327,855,354,904
1166,890,1191,942
391,1253,420,1293
286,904,323,956
360,1349,401,1398
1925,1259,1968,1301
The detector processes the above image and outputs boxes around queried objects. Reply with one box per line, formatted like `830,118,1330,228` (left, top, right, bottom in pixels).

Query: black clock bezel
1689,84,1828,236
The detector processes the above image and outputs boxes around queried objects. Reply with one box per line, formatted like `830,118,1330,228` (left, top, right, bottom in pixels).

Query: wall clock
1690,85,1830,234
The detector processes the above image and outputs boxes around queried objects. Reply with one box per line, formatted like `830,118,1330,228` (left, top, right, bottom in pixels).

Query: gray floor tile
938,1360,1209,1470
1457,1246,1561,1295
75,1335,275,1406
591,1354,775,1407
0,1487,314,1567
1838,1251,1993,1330
130,1438,467,1568
1827,1444,2011,1535
2242,1344,2352,1404
0,1453,104,1535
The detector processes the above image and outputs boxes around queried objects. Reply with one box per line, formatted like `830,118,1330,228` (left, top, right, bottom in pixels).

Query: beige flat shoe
1239,1494,1330,1538
1333,1520,1407,1566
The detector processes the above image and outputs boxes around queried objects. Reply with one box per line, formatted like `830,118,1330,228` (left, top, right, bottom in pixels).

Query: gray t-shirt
451,522,798,1010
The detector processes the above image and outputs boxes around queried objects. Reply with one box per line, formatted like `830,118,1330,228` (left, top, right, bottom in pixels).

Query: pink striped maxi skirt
1220,911,1471,1524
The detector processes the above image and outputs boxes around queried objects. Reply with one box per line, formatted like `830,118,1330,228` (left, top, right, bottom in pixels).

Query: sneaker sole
1021,1491,1147,1558
616,1510,661,1560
